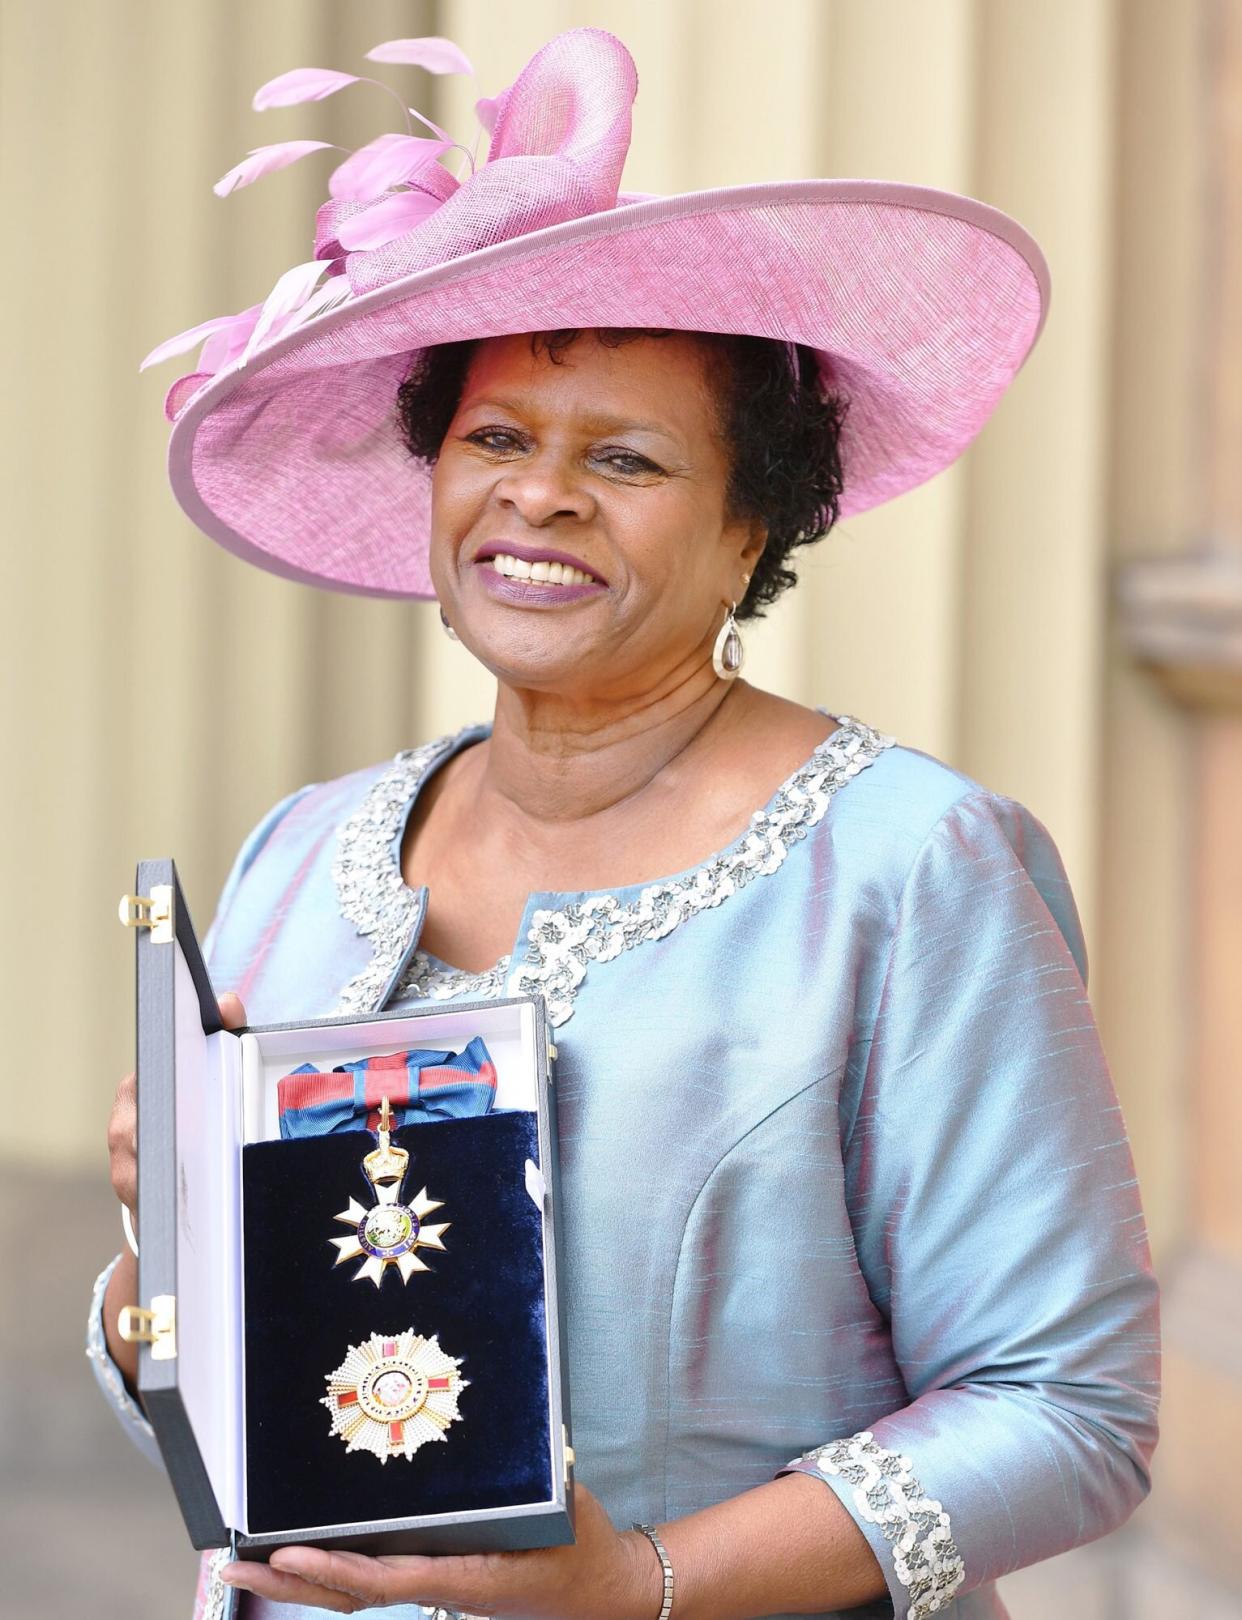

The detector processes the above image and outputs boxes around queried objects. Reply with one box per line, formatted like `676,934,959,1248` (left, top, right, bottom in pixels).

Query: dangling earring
712,602,744,680
438,607,459,642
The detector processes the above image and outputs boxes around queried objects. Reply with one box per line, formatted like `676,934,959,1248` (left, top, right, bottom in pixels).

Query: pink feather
407,106,455,146
336,191,441,252
328,133,451,202
140,314,245,372
282,276,354,333
252,68,359,111
198,304,263,373
213,140,334,198
364,37,474,74
242,261,329,360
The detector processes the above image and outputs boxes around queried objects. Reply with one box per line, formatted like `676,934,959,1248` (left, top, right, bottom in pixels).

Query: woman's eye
461,431,659,477
597,449,660,476
465,428,525,453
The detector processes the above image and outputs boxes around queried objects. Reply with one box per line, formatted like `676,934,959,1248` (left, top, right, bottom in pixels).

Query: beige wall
2,0,1172,1180
1,0,437,1168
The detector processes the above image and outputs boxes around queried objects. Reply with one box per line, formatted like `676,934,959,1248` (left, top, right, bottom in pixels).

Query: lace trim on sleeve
787,1429,965,1618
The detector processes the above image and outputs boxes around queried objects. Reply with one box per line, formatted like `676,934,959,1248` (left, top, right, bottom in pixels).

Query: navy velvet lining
242,1112,551,1535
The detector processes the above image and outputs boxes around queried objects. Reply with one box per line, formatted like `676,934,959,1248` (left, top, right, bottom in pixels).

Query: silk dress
88,713,1160,1620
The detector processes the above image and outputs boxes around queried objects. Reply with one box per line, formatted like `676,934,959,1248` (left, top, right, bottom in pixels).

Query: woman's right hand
103,990,248,1385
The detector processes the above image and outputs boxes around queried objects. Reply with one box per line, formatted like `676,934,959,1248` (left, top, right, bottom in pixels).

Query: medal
322,1329,467,1463
328,1097,450,1287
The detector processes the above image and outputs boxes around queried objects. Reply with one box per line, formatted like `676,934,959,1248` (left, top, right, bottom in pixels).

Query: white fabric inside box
174,946,244,1535
171,968,545,1537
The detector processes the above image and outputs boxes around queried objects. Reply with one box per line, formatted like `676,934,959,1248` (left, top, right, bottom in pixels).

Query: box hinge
118,1293,177,1360
563,1423,575,1485
118,884,174,944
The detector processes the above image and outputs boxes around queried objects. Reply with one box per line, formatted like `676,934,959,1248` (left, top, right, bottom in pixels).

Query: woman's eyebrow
456,394,526,416
579,413,679,438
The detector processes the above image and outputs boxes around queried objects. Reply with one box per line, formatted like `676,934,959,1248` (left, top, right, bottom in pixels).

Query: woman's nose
493,455,595,527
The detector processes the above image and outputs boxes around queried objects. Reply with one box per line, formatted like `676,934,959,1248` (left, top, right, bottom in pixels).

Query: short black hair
395,328,847,619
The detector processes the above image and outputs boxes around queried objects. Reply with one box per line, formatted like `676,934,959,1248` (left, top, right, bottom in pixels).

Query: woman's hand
106,1068,139,1222
103,990,248,1383
220,1484,662,1618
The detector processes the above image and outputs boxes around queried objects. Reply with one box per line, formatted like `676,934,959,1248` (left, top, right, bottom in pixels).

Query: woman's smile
470,538,610,608
473,560,609,607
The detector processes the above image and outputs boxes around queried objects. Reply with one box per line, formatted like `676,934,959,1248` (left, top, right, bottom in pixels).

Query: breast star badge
322,1329,467,1462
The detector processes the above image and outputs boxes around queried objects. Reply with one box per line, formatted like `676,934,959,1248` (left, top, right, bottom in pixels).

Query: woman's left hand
221,1484,661,1617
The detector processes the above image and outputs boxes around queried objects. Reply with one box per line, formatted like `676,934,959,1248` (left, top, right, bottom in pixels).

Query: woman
91,27,1159,1620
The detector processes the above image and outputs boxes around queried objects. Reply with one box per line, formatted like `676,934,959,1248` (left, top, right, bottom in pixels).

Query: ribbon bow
277,1036,498,1141
141,28,639,421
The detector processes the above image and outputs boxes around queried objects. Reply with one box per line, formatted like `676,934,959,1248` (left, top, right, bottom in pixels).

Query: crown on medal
363,1096,409,1188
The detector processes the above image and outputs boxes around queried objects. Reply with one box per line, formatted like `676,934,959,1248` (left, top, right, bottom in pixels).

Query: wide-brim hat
146,27,1050,600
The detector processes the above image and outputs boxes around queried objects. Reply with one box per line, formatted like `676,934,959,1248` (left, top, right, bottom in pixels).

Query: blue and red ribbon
277,1036,497,1140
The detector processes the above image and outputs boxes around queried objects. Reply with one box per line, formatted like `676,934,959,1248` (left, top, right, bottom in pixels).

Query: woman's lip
474,563,606,607
472,541,606,584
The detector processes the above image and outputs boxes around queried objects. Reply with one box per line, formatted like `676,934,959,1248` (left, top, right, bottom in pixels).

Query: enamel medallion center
359,1203,418,1257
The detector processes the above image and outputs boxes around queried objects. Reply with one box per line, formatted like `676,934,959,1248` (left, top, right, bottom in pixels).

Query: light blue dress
88,714,1160,1619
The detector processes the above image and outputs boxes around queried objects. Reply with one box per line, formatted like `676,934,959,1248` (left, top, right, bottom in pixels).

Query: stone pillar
1114,0,1242,1606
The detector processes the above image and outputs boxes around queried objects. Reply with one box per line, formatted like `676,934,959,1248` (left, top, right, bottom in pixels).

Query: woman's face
428,331,764,697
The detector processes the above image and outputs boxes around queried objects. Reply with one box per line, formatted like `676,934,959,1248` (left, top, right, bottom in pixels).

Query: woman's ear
738,514,767,579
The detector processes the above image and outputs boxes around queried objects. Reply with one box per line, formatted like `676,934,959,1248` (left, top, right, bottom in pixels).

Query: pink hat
144,27,1049,599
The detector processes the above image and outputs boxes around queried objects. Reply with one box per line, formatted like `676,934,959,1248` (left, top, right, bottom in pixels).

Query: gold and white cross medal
328,1097,450,1287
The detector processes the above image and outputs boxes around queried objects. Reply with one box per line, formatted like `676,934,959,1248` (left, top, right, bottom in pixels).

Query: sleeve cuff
781,1430,964,1620
85,1254,163,1468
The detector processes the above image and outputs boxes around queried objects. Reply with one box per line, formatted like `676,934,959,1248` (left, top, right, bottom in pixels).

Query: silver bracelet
632,1523,674,1620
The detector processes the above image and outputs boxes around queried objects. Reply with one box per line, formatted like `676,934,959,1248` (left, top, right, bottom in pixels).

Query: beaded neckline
393,946,514,1006
332,713,895,1025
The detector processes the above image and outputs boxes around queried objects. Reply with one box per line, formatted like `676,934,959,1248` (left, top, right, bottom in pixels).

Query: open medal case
121,859,574,1559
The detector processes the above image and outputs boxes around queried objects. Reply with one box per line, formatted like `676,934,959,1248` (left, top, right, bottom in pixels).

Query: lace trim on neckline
331,714,894,1024
331,732,462,1017
392,948,513,1006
